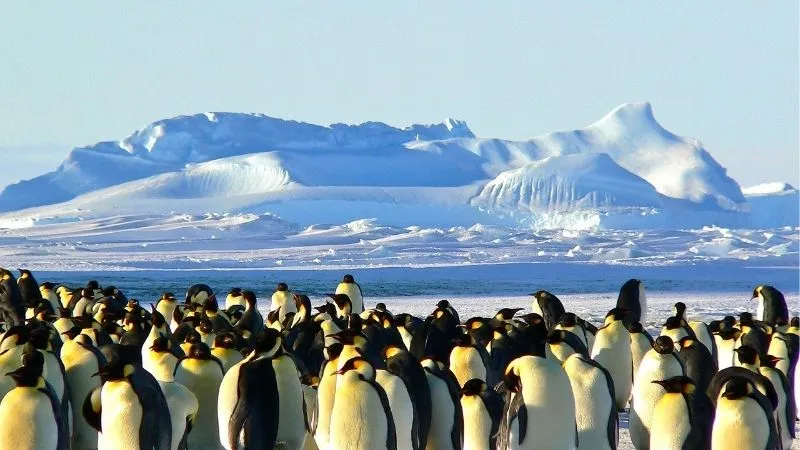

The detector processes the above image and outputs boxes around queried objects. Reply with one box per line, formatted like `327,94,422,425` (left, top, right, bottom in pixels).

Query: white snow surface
3,102,793,229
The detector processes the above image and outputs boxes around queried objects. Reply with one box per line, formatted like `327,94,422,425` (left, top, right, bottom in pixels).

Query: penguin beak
651,380,668,388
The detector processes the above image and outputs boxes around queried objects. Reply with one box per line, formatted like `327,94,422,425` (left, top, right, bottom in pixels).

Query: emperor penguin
616,278,646,326
649,376,713,450
156,378,198,450
28,327,70,446
60,333,105,449
173,342,225,449
185,284,213,306
562,352,618,450
335,274,365,313
270,282,296,322
0,269,25,326
767,328,798,380
328,293,353,319
375,363,417,450
39,282,61,313
498,355,577,450
711,377,778,450
590,308,633,410
752,285,789,326
143,336,181,382
224,288,244,310
82,343,172,450
16,268,42,310
449,333,493,387
688,319,718,363
529,290,566,330
0,350,65,450
420,358,463,450
329,357,397,450
232,290,264,343
555,312,591,349
155,293,179,328
383,346,432,450
677,335,717,394
712,317,739,370
758,355,795,450
545,329,589,364
628,321,654,386
0,326,31,398
629,336,685,450
313,343,345,449
459,378,503,450
210,332,244,373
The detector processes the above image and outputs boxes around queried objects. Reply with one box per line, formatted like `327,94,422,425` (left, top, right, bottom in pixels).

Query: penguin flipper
481,389,504,449
441,371,464,450
499,390,527,449
748,391,780,450
82,386,103,432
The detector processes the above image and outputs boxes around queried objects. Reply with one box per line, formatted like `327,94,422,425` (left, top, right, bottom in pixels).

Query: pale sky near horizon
0,2,797,188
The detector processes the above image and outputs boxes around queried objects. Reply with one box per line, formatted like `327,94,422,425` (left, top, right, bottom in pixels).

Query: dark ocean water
27,260,799,302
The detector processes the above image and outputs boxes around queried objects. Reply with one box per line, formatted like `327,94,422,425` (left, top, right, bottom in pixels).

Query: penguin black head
436,299,451,309
197,318,214,334
27,327,51,351
559,312,578,328
1,326,30,348
653,336,675,354
266,309,281,324
503,366,522,393
677,336,697,349
81,288,95,300
342,274,355,283
734,345,759,365
451,333,473,347
242,291,257,307
324,343,344,361
495,308,523,321
663,316,682,330
61,326,81,341
7,350,45,388
228,287,242,297
759,354,782,368
652,375,695,394
161,292,176,301
328,294,352,309
330,329,368,347
40,281,57,291
518,313,545,326
202,296,220,314
335,356,375,379
125,299,140,311
94,344,139,382
790,317,799,329
17,269,32,279
721,377,752,400
628,322,645,333
276,282,289,292
315,303,336,316
375,302,387,312
188,342,212,360
673,302,686,318
184,330,202,345
605,308,628,323
149,336,171,353
252,329,283,357
213,332,237,350
546,329,589,356
151,308,167,328
461,378,489,396
293,293,311,310
738,312,755,326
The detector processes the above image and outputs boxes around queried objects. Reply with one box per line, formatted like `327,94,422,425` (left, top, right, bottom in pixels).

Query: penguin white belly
760,368,792,450
217,358,248,450
41,351,65,405
336,283,364,312
689,321,714,355
98,380,143,450
630,334,651,387
398,328,413,352
212,348,244,373
61,341,102,450
715,336,736,371
425,372,457,450
563,355,615,450
711,397,769,449
530,301,544,317
638,283,648,324
158,380,199,450
460,395,492,450
0,387,59,450
767,335,791,377
301,385,319,450
376,370,414,450
174,361,223,449
649,394,690,450
450,346,486,387
629,353,684,450
756,298,765,321
270,291,296,322
273,355,306,449
336,347,363,389
156,301,178,326
314,358,339,449
330,373,390,450
143,351,178,382
517,357,577,450
590,322,632,410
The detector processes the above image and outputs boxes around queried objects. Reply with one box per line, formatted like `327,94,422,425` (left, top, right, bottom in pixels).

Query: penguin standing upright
629,336,685,450
232,290,264,343
562,352,617,450
449,333,493,387
629,321,654,387
421,358,463,450
752,285,789,326
384,346,432,450
529,290,565,331
616,279,646,326
270,283,296,323
17,269,42,310
498,355,577,450
649,376,713,450
329,357,397,450
185,284,213,306
711,377,778,450
335,274,364,313
61,333,105,450
459,378,503,450
677,335,717,394
224,288,244,310
40,282,61,313
0,351,65,450
82,344,172,450
375,365,417,450
758,355,795,450
591,308,633,410
713,317,739,370
156,378,198,450
0,269,26,326
155,293,179,328
173,343,224,449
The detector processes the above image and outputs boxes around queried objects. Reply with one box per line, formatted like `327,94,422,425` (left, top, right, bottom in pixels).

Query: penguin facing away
562,352,617,450
459,378,503,450
711,377,778,450
616,279,646,326
649,375,713,450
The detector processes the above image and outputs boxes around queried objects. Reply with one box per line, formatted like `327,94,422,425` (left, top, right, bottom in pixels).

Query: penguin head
677,336,697,350
518,313,545,327
627,321,645,333
293,293,310,310
160,292,176,302
330,329,368,349
213,332,237,350
335,356,375,379
275,282,289,292
464,317,488,331
39,281,56,291
149,336,171,353
187,342,212,360
17,269,31,280
652,375,695,394
242,290,257,307
150,308,167,329
197,318,214,334
673,302,686,319
738,312,755,327
94,344,139,382
790,317,799,329
558,312,578,328
503,362,523,393
266,309,281,325
124,299,140,313
461,378,489,396
652,336,675,355
662,316,682,330
375,302,387,312
451,333,474,347
1,326,30,350
227,287,242,299
759,354,782,368
85,280,100,291
494,308,523,321
7,350,45,388
184,330,202,345
324,343,344,361
734,345,759,366
721,377,753,400
27,327,51,351
252,329,283,357
382,345,406,361
328,294,352,310
202,296,220,315
342,274,355,284
604,308,628,324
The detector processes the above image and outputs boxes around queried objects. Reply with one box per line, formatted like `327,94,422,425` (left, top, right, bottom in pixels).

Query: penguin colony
0,268,794,450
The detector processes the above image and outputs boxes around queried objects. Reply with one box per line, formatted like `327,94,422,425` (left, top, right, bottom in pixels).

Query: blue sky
0,2,797,188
